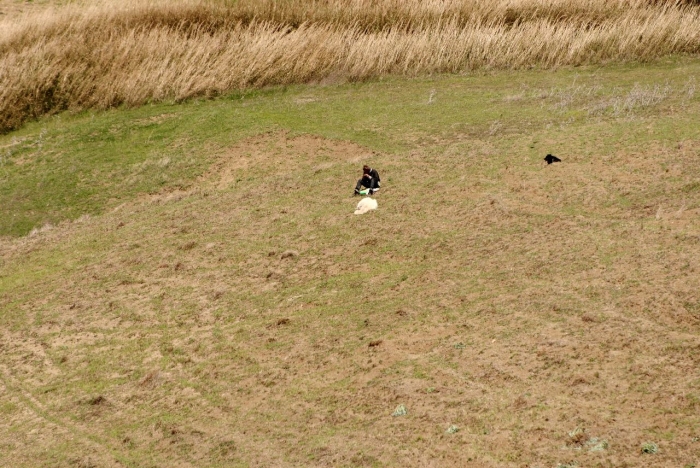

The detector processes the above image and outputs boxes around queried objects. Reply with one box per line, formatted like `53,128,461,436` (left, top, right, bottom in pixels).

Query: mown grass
2,0,700,133
1,59,700,466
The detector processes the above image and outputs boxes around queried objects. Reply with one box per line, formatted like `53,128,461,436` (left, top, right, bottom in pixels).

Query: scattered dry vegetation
2,2,700,465
2,0,700,132
2,60,700,464
2,127,700,466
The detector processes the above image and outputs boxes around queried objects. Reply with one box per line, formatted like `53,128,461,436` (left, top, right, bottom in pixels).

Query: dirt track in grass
1,131,700,467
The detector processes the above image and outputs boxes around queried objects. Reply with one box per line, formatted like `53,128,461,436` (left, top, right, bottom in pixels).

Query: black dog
544,154,561,164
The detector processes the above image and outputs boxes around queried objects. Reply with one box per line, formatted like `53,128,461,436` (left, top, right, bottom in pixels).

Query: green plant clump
641,442,659,454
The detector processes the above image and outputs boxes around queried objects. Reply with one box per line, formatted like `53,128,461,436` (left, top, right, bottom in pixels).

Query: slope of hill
2,61,700,467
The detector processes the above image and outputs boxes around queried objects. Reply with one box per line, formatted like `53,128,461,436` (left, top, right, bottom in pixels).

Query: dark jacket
366,168,380,184
356,168,381,192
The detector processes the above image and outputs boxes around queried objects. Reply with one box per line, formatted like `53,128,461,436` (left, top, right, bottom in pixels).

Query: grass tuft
641,442,659,454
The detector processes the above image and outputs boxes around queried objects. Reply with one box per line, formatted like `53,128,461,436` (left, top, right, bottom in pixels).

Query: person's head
362,165,370,174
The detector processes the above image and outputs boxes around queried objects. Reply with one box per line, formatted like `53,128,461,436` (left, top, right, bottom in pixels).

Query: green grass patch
2,57,699,236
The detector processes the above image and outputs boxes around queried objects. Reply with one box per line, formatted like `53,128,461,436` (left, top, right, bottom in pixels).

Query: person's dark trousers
355,175,378,191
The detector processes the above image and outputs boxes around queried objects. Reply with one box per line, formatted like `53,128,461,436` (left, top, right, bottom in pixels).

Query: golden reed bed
2,0,699,133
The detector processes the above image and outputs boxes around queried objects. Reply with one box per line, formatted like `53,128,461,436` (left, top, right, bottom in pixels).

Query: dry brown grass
2,0,700,133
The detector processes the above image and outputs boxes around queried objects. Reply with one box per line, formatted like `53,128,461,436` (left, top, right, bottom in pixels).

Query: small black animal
544,154,561,164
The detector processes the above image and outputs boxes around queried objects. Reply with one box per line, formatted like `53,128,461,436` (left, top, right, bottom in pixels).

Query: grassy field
1,58,700,467
2,0,700,133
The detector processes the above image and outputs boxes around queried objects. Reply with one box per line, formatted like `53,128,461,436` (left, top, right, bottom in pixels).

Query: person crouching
355,165,381,195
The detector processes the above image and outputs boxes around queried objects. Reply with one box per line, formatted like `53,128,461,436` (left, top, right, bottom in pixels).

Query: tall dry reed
1,0,699,133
